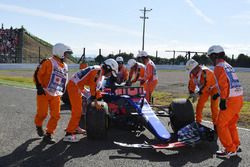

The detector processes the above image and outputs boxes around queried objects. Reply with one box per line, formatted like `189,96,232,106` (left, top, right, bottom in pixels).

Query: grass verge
0,75,34,88
153,91,250,129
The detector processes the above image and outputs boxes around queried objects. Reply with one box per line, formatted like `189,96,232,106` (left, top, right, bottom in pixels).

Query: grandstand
0,25,77,63
0,26,20,63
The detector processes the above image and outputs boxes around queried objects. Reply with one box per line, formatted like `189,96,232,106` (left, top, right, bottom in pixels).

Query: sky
1,0,250,58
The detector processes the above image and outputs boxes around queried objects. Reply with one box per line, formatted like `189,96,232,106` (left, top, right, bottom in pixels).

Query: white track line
2,84,36,91
202,120,250,132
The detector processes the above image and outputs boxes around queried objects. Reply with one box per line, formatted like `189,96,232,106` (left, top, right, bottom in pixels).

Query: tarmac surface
0,85,250,167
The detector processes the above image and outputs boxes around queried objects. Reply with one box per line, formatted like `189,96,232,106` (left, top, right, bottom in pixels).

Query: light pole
140,7,152,51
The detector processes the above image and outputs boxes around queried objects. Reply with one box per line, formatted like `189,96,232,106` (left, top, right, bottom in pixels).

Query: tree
236,54,250,67
192,54,211,65
107,54,115,59
95,54,104,65
224,55,232,65
175,55,186,65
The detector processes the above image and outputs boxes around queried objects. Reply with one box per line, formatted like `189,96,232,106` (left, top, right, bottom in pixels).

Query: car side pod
139,99,171,141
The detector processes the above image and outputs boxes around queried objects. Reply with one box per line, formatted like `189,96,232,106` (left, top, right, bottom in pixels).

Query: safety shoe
237,146,242,153
75,127,86,135
216,150,237,158
42,133,56,144
36,126,44,137
63,134,80,143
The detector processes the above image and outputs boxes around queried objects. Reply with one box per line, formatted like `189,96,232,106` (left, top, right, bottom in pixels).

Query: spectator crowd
0,26,19,63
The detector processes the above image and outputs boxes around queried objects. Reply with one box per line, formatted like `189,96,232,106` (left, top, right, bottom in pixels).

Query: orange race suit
34,56,68,134
214,60,243,152
143,59,158,103
117,64,128,84
128,62,146,86
65,65,103,134
188,66,219,125
79,63,88,70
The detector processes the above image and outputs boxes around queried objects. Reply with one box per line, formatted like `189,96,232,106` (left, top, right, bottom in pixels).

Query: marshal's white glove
189,93,199,103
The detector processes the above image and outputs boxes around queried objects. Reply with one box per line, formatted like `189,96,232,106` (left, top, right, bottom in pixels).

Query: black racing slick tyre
169,98,195,132
86,101,108,139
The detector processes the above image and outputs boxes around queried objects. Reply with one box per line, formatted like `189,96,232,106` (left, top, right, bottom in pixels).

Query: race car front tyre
169,98,195,133
86,101,108,139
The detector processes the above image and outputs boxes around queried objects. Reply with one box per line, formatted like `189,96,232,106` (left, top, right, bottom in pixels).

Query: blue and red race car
81,81,215,149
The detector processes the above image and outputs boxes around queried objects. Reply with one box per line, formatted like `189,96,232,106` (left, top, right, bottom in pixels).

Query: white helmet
137,50,148,58
104,58,118,77
116,56,124,63
127,59,137,69
207,45,224,56
52,43,73,59
186,59,199,74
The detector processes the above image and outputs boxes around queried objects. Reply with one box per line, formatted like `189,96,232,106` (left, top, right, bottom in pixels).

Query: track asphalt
0,85,249,167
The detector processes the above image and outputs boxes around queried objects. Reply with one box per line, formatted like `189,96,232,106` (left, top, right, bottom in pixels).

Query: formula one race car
61,75,215,149
82,82,215,149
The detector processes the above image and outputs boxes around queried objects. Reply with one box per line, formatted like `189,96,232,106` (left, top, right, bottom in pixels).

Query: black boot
43,133,56,144
36,126,44,137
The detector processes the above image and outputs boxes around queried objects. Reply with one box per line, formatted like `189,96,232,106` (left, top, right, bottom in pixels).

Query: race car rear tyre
86,101,108,139
169,98,195,132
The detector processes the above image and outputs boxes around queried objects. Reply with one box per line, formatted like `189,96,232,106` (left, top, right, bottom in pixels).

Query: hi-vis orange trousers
144,79,158,103
196,90,219,125
34,92,61,134
65,80,83,134
217,96,243,152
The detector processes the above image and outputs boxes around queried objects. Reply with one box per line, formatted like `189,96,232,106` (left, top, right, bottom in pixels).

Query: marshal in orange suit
34,43,73,144
186,59,219,128
207,45,243,158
